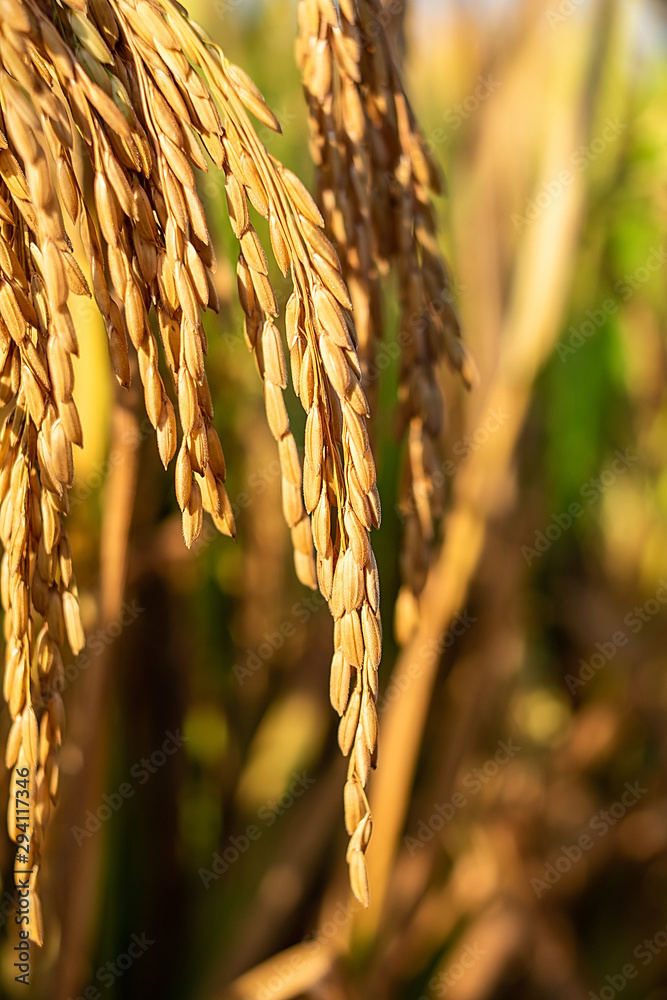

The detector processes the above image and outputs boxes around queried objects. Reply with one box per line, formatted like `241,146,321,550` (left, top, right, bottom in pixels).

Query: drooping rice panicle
0,0,382,921
297,0,475,650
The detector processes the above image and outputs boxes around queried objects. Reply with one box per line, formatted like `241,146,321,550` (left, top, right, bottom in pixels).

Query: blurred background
3,0,667,997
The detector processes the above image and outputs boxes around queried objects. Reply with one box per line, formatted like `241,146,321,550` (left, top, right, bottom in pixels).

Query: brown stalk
52,379,140,999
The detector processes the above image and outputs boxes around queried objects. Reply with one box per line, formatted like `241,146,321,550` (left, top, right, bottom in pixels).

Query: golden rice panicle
0,0,384,921
295,0,384,417
0,0,234,938
227,145,316,590
163,12,383,901
0,70,86,939
69,0,234,548
297,0,475,651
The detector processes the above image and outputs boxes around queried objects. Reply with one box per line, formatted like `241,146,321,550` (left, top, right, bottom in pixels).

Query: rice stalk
296,0,476,649
0,0,381,930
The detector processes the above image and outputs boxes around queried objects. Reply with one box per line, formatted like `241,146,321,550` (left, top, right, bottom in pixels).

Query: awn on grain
0,0,381,939
297,0,475,652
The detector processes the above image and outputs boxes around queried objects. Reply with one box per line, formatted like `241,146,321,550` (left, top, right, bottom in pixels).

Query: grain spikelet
296,0,474,652
0,0,384,927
